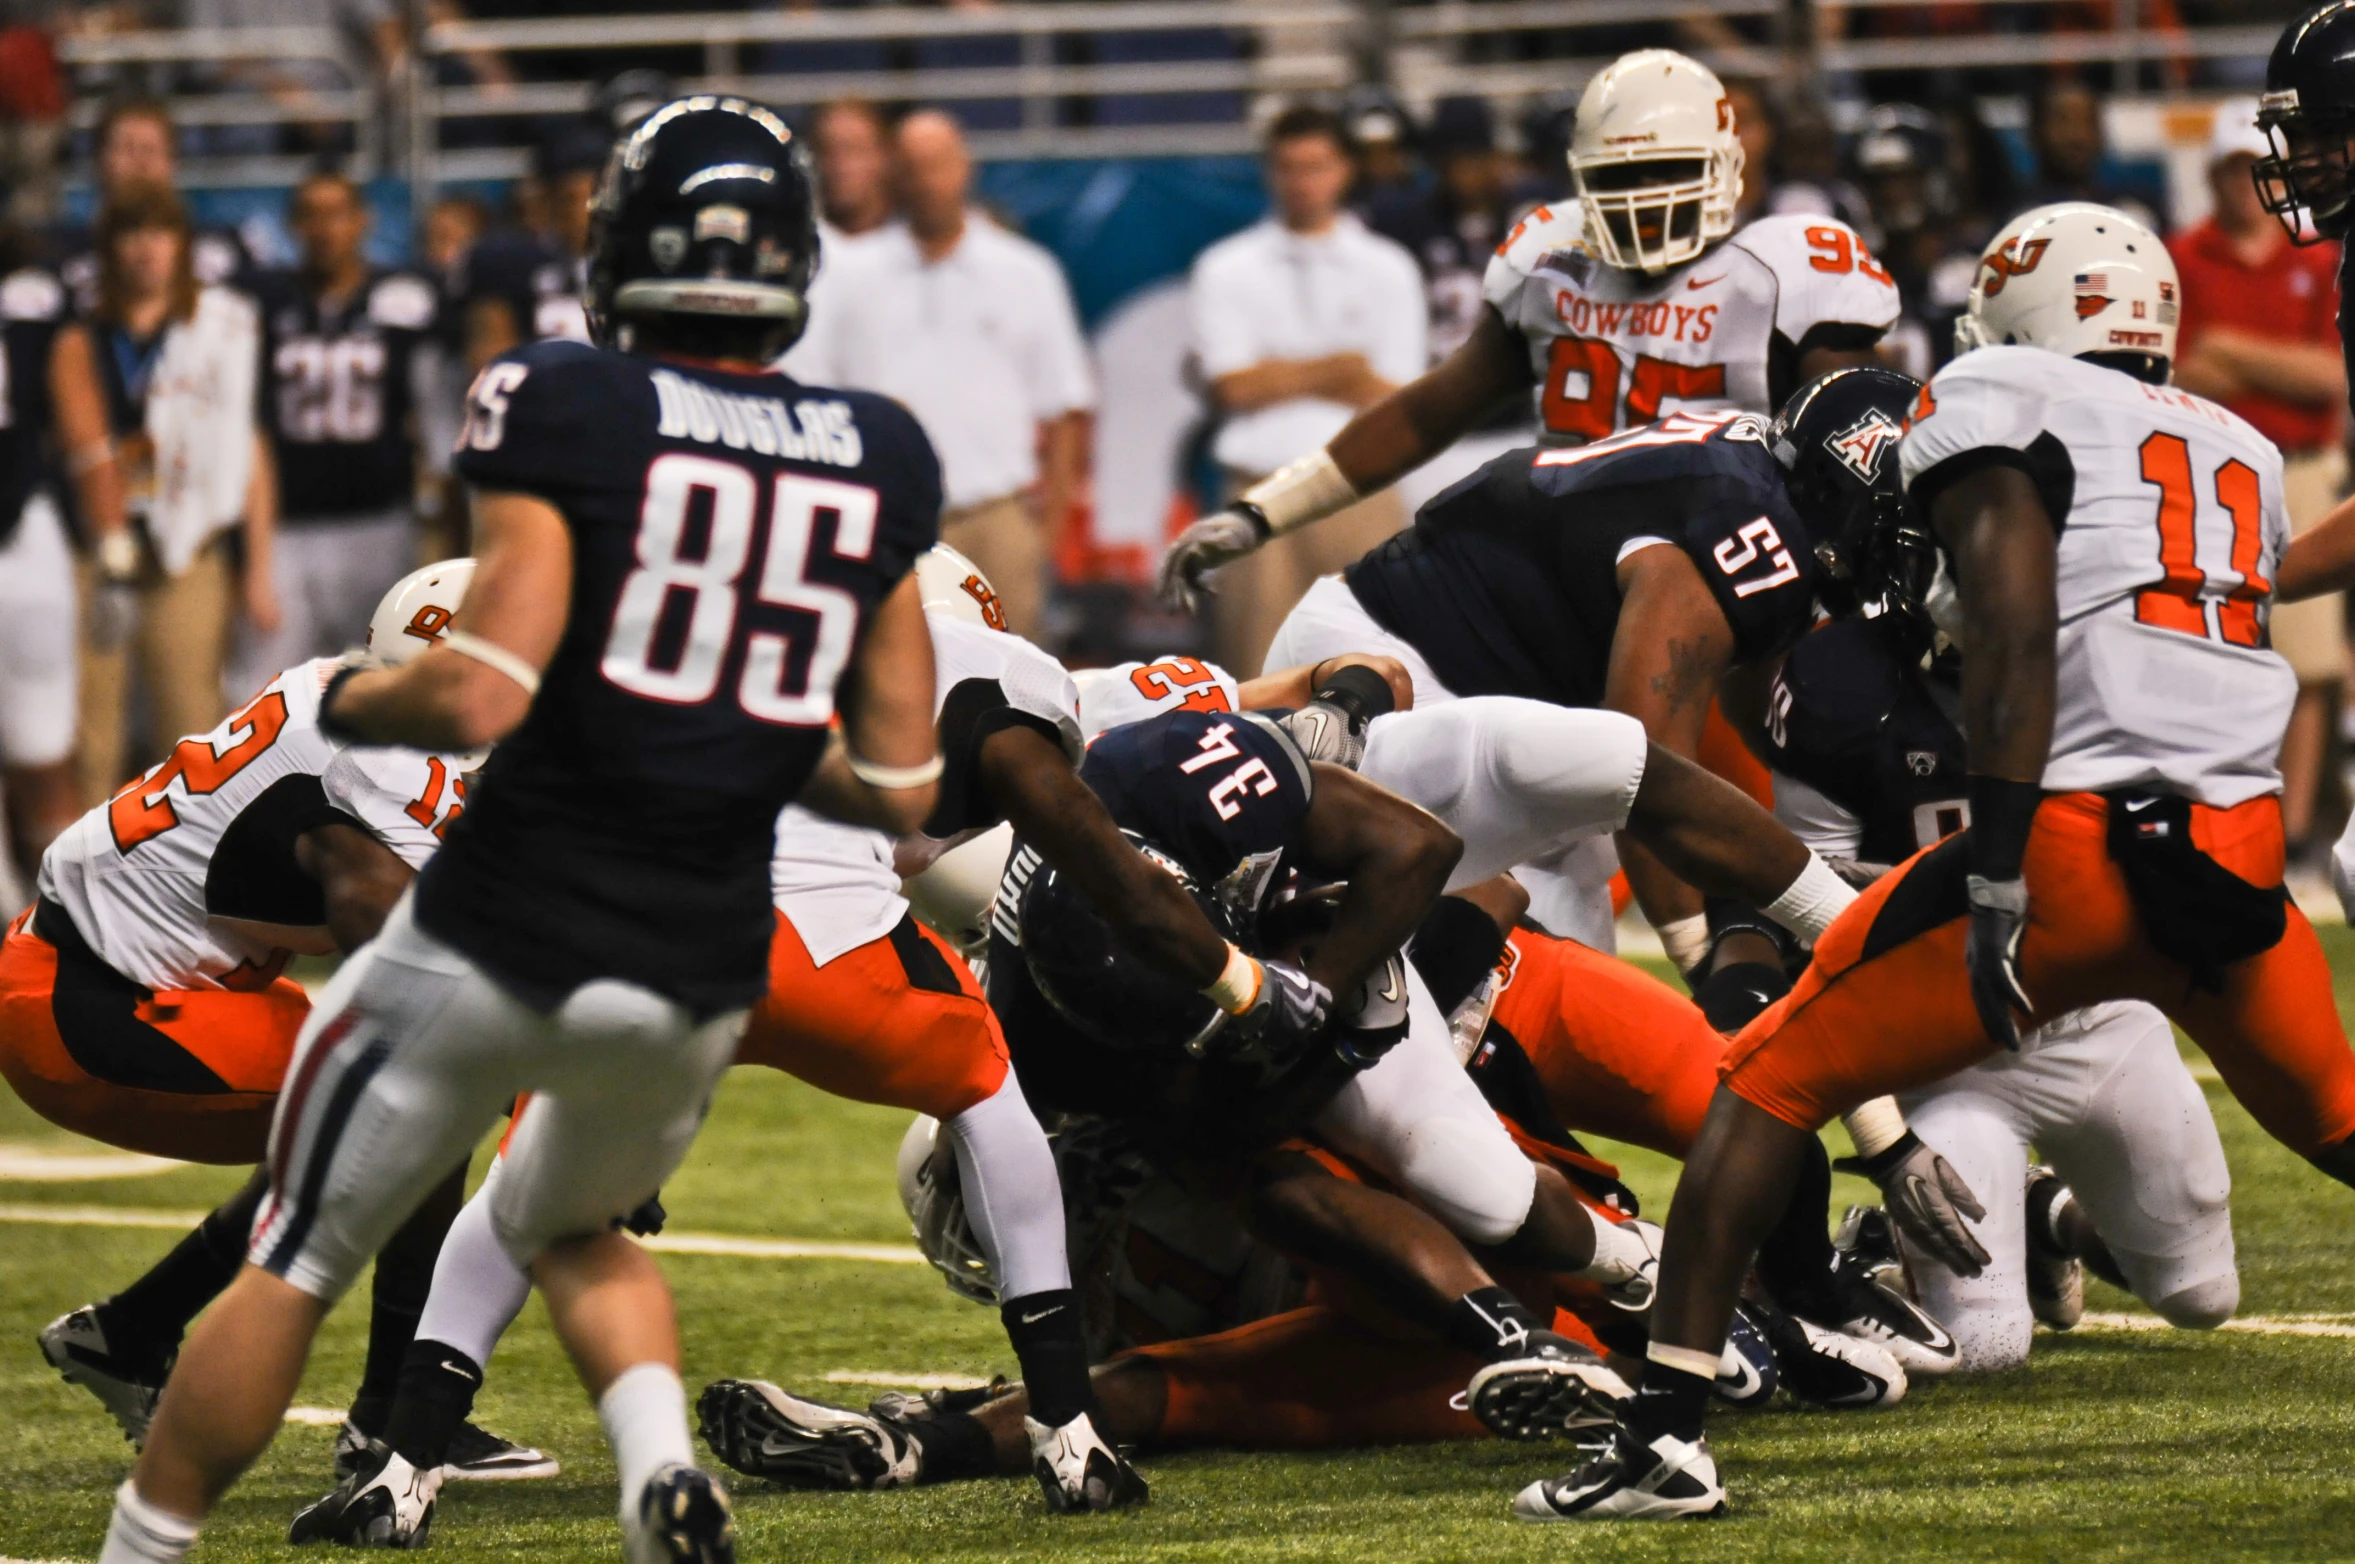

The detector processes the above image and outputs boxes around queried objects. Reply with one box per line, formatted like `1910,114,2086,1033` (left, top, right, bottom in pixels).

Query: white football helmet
1954,202,2178,369
914,544,1008,631
367,558,476,665
1570,50,1744,273
896,1115,999,1305
904,820,1013,960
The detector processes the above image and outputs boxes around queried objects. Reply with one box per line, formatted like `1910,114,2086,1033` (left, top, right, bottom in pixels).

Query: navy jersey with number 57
423,339,940,1013
1344,410,1817,706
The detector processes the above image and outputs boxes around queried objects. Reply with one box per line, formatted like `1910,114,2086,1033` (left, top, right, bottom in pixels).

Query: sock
1753,1137,1839,1317
355,1161,469,1427
98,1480,199,1564
1442,1285,1546,1361
99,1172,268,1362
1627,1347,1715,1444
384,1340,485,1470
943,1077,1071,1301
911,1406,998,1483
412,1171,536,1367
597,1362,694,1510
1000,1289,1091,1429
1576,1210,1653,1285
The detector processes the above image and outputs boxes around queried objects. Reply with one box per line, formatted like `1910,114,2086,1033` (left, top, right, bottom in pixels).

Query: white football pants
1897,1000,2239,1372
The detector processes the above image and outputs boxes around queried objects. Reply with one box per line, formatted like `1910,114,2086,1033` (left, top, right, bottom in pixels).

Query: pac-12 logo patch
1828,409,1903,481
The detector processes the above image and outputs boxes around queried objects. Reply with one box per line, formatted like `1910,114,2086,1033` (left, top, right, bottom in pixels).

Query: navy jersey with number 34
422,339,940,1012
1344,409,1817,706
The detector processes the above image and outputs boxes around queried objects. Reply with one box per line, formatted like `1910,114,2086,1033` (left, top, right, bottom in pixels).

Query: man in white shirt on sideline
1187,104,1427,676
789,109,1093,639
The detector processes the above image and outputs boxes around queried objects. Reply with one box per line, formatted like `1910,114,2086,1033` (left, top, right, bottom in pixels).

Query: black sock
384,1340,485,1470
1000,1289,1091,1430
1441,1285,1546,1362
914,1406,998,1484
98,1169,268,1362
1627,1359,1713,1444
1753,1137,1839,1318
354,1161,469,1425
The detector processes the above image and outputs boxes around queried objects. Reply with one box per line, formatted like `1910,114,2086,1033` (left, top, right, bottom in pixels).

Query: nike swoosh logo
1020,1306,1065,1325
2124,797,2159,812
1686,274,1723,290
1379,968,1402,1003
440,1360,476,1380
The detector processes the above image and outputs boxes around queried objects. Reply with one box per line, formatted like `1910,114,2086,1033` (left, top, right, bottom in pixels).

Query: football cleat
289,1444,440,1547
626,1464,736,1564
2024,1166,2086,1331
444,1419,560,1480
695,1379,921,1490
1464,1330,1635,1441
1756,1302,1907,1410
1833,1202,1906,1287
1512,1426,1726,1521
1814,1252,1959,1378
1026,1411,1149,1513
38,1306,171,1447
1713,1302,1779,1407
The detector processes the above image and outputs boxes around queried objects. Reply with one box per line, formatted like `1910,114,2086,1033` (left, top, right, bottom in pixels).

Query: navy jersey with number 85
422,339,940,1014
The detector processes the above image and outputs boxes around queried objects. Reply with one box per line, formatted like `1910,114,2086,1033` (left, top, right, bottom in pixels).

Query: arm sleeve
1729,214,1901,346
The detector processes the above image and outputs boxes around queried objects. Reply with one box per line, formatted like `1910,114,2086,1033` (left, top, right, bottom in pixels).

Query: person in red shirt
2171,96,2350,864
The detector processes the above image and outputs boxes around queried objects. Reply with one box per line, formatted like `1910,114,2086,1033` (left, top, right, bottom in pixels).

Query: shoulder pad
0,268,62,322
367,273,438,331
1482,203,1589,310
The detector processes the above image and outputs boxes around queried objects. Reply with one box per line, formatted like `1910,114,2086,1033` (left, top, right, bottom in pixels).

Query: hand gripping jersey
1485,209,1899,444
37,659,469,993
1900,347,2295,807
1345,409,1818,705
254,268,442,520
1072,655,1243,740
430,342,939,1012
1759,618,1969,867
771,609,1082,965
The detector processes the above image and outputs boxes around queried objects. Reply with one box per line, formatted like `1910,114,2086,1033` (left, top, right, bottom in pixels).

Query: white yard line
0,1143,187,1182
822,1370,994,1391
2074,1310,2355,1339
0,1201,925,1262
284,1406,347,1426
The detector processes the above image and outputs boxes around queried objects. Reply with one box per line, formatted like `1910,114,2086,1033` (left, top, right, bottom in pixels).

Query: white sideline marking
823,1370,993,1391
2076,1311,2355,1340
0,1143,187,1182
285,1406,347,1426
0,1202,926,1263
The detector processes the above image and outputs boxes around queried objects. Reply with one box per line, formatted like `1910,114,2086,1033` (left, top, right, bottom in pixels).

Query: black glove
620,1193,667,1237
1219,959,1332,1080
1849,1132,1990,1277
1965,874,2032,1049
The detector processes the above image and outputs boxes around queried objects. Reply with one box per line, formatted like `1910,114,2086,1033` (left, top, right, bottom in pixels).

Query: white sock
1764,853,1859,941
1576,1209,1654,1284
99,1480,199,1564
943,1074,1073,1301
414,1170,535,1366
597,1362,694,1514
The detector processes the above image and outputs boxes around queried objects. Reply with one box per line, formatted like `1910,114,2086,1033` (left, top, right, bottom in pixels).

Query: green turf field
8,940,2355,1562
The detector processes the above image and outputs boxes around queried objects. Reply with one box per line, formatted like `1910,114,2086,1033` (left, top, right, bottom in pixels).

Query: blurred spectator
227,171,447,698
1728,79,1777,226
811,98,895,245
2169,99,2348,864
182,0,405,155
0,23,65,229
0,246,76,889
1938,95,2021,243
2023,79,2158,228
1187,104,1424,675
1727,81,1872,235
790,110,1093,640
1852,103,1981,379
421,193,487,287
1340,85,1418,207
1514,91,1578,208
458,119,602,370
60,99,250,314
52,182,274,803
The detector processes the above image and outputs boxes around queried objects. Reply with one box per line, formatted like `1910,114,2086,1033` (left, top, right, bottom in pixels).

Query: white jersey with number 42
1899,346,2294,807
1484,210,1899,444
38,660,473,993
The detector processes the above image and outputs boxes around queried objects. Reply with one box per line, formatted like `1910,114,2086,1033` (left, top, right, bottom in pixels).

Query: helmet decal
1980,236,2050,296
960,574,1009,632
403,604,454,644
1828,409,1903,482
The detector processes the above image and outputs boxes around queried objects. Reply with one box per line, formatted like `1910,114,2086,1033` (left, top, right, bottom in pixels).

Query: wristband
1657,913,1711,976
846,750,945,790
1309,662,1398,728
317,662,371,745
1965,775,2043,882
1201,942,1263,1014
1841,1096,1910,1162
1237,448,1359,537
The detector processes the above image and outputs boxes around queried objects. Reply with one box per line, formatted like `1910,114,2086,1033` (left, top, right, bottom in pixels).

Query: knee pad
1394,1117,1536,1247
2152,1272,2239,1331
1488,708,1645,814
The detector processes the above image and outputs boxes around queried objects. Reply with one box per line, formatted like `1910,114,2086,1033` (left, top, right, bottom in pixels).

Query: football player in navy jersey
97,98,939,1564
233,171,453,696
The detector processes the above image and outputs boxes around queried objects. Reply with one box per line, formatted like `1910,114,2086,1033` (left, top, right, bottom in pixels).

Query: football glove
1964,874,2032,1049
1853,1132,1990,1278
1156,504,1269,611
1221,958,1331,1075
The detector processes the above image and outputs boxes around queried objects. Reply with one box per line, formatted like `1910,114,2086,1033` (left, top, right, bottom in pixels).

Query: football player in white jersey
1526,202,2355,1522
6,562,545,1477
1157,48,1898,615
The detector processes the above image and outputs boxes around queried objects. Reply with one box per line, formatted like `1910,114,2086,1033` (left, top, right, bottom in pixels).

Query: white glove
1856,1131,1990,1278
1156,504,1269,611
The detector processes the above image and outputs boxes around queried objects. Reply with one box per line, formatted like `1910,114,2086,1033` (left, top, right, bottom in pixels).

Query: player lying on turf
1731,547,2239,1368
1524,202,2355,1523
3,562,547,1479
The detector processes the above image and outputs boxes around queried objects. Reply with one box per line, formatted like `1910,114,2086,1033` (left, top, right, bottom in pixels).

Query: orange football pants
1722,792,2355,1155
0,907,307,1163
1491,928,1725,1158
735,911,1009,1120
